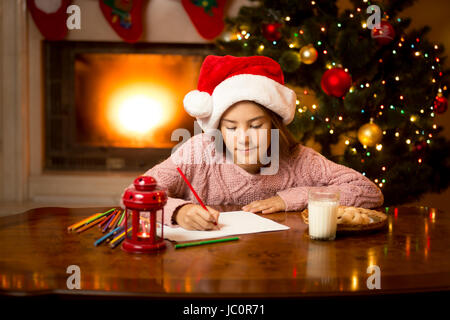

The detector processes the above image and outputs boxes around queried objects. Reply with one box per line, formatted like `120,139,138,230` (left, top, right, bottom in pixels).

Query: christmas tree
215,0,450,206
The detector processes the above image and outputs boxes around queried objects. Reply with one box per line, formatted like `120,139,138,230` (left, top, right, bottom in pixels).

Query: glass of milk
308,188,340,240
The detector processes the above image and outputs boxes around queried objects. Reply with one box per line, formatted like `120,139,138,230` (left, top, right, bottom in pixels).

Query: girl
120,55,383,231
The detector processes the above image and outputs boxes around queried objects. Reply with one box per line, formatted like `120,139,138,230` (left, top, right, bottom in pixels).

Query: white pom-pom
183,90,213,118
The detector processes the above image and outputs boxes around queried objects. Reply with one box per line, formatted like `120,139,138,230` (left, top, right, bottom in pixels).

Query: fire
75,53,202,148
109,85,171,135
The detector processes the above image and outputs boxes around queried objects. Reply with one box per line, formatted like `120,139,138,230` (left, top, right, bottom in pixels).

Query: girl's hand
242,196,286,214
175,204,220,231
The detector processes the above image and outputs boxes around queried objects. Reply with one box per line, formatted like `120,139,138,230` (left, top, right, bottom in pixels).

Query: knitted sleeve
276,145,384,211
119,137,198,226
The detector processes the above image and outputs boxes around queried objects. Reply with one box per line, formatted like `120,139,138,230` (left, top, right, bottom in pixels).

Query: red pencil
176,167,218,227
99,210,117,229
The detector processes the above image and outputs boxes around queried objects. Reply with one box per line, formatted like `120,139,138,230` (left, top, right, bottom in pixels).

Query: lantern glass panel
138,211,151,240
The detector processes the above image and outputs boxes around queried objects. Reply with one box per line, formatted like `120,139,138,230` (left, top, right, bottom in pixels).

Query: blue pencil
94,226,124,246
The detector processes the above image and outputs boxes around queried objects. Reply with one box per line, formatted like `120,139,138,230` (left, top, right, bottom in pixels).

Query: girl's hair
215,100,299,158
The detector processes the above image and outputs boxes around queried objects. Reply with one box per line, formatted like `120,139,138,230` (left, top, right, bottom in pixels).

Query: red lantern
371,21,395,45
122,176,167,253
262,23,282,41
434,95,448,114
321,68,352,97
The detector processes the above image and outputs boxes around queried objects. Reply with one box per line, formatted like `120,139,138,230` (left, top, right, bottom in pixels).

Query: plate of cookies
301,206,388,233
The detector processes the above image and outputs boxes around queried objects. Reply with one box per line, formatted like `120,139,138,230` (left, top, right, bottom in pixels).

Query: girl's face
219,101,272,167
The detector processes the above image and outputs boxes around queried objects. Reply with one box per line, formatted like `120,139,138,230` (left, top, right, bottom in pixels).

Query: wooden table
0,205,449,304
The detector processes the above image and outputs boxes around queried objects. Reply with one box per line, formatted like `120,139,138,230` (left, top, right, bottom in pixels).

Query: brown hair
262,105,299,157
215,101,299,158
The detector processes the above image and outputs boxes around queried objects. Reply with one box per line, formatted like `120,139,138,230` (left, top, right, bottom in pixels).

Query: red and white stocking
27,0,71,40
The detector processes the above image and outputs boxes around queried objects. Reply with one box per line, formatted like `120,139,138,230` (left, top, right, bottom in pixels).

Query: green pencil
174,237,239,249
82,208,115,226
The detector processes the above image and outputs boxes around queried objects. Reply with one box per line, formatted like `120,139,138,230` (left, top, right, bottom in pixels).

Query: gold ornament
299,44,318,64
239,24,251,33
358,120,382,147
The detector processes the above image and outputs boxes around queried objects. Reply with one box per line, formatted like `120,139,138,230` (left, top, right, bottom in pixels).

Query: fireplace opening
44,41,216,171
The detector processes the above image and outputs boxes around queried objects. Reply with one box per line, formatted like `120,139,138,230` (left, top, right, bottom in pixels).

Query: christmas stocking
27,0,71,40
181,0,227,40
99,0,143,43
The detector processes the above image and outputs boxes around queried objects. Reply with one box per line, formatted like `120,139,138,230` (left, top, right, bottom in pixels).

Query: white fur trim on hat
198,74,297,132
183,90,213,118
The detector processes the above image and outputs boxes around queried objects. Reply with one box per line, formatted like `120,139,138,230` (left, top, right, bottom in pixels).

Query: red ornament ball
371,21,396,45
321,68,352,97
413,140,428,153
434,95,448,114
262,23,282,41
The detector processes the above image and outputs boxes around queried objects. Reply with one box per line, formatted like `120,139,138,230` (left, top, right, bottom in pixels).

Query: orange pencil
108,210,121,230
67,212,102,232
67,208,115,232
99,210,117,229
76,216,107,233
176,167,219,227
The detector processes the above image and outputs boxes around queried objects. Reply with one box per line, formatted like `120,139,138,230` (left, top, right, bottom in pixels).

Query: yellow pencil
109,227,132,246
67,212,102,232
67,208,115,232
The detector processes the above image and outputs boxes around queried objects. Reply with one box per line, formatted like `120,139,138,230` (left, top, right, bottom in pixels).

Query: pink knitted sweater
121,133,383,226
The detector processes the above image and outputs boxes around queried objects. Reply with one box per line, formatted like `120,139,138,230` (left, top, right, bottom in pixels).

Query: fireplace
44,41,217,171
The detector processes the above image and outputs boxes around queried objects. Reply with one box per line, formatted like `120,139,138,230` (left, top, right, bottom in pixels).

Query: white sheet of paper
158,210,289,242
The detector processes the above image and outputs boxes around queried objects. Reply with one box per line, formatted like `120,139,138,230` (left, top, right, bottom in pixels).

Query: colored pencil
67,208,115,232
110,210,122,230
99,210,117,229
109,235,125,249
109,227,132,248
82,208,115,225
94,226,124,246
117,210,125,226
102,210,118,233
67,212,101,232
76,216,107,233
176,167,218,227
174,237,239,249
119,210,128,227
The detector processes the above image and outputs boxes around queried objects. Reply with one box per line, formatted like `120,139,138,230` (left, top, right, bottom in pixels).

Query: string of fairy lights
222,0,448,189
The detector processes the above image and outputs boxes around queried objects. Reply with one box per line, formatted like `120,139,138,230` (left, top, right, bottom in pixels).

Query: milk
308,200,338,240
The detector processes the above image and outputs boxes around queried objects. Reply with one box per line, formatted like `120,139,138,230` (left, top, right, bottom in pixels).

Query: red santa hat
183,55,297,133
